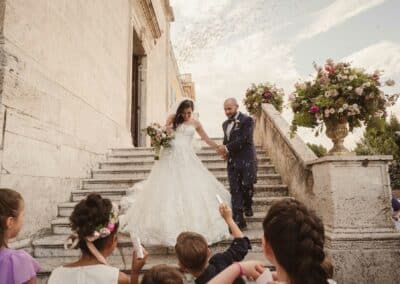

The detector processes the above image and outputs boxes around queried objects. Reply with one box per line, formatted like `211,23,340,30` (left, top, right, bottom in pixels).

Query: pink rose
107,223,116,232
309,105,320,113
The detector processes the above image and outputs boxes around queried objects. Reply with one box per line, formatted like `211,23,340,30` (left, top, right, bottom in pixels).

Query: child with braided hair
209,199,336,284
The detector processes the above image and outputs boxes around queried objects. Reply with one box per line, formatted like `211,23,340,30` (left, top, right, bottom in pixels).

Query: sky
170,0,400,149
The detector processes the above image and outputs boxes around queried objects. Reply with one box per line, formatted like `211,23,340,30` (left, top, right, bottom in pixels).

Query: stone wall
0,0,180,239
254,104,317,207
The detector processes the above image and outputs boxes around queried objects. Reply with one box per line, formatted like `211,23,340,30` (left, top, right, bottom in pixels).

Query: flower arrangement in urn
143,123,174,160
244,82,284,115
290,59,399,155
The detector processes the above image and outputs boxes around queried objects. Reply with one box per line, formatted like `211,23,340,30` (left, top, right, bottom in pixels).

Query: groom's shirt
225,112,240,141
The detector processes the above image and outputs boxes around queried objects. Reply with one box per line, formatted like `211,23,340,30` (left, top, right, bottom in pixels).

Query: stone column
307,156,400,284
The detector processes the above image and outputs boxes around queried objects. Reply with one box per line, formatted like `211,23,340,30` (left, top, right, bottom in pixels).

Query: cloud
187,31,299,137
343,40,400,121
297,0,386,40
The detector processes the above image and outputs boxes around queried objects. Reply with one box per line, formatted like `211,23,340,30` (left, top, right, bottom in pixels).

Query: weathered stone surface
0,0,184,238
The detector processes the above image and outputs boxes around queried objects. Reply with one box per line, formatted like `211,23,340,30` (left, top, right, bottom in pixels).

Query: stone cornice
163,0,175,22
138,0,161,39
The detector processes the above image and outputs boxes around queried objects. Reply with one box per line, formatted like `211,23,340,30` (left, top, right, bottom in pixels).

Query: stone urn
325,118,351,155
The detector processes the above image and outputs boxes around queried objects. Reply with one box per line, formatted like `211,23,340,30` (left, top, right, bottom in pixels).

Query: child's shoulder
0,248,39,268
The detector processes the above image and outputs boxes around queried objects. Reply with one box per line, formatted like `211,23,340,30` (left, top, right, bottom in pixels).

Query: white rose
343,103,349,109
363,82,371,88
347,86,353,91
355,87,363,96
330,108,335,114
353,104,358,109
338,108,344,113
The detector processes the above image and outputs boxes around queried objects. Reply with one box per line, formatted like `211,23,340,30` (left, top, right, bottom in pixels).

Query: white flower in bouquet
338,108,344,113
347,86,353,91
329,108,335,114
343,103,349,109
363,82,371,88
324,109,330,117
355,87,364,96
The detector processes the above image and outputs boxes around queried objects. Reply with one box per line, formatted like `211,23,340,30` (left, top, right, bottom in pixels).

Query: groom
217,98,257,230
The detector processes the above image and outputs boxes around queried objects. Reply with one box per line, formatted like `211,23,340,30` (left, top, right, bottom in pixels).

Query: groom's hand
216,145,227,158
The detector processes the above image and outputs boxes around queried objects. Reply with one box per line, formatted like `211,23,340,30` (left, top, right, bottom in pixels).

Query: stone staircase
32,145,290,282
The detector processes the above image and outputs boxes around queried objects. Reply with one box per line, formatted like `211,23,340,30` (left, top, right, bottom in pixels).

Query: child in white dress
48,194,131,284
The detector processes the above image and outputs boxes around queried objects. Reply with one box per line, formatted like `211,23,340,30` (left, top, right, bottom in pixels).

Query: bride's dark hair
173,100,194,130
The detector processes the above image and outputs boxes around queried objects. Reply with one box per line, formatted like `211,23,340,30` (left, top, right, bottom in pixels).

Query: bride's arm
165,114,175,134
194,120,218,149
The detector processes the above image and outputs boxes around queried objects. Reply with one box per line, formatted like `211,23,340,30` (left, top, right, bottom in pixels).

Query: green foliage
354,115,400,188
307,143,328,158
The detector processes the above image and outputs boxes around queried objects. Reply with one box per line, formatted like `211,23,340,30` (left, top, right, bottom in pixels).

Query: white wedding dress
119,123,231,246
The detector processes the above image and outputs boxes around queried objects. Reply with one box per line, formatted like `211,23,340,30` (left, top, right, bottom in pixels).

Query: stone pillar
307,156,400,284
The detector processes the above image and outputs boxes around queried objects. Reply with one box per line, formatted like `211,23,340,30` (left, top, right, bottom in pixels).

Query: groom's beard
230,112,238,119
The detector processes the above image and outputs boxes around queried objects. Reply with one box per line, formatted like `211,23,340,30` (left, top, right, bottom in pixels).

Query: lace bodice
171,123,196,148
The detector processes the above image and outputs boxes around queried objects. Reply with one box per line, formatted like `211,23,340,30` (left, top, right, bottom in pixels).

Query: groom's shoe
244,207,254,217
238,220,247,230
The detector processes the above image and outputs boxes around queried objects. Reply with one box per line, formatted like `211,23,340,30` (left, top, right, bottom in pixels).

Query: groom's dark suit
223,112,257,227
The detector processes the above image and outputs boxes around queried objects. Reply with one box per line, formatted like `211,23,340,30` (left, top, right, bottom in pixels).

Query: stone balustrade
254,103,400,284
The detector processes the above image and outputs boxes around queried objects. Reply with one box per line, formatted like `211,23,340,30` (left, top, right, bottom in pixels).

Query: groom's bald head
224,98,239,118
224,98,238,106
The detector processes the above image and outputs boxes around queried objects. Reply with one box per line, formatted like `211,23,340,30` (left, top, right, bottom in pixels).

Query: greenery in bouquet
143,123,174,160
244,82,284,115
290,58,399,136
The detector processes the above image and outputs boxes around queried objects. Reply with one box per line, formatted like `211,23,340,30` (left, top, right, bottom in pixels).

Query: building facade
0,0,186,239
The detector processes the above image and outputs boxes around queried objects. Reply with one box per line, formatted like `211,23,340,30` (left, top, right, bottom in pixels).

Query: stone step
80,174,282,190
60,187,288,216
34,229,265,258
52,197,287,234
70,184,289,202
106,155,270,163
109,147,266,156
99,160,271,170
92,164,276,179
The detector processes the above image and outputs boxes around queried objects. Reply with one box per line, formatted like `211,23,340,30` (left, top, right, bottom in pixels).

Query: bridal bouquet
143,123,174,160
244,82,284,115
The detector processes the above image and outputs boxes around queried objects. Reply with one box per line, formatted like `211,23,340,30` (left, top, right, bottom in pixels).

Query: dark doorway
131,29,145,146
131,55,140,147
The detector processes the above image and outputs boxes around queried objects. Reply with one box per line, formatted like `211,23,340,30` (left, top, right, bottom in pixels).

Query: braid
263,199,328,284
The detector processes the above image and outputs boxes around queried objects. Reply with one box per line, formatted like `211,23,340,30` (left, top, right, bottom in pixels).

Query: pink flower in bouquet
372,70,380,81
324,65,336,74
263,91,272,100
309,105,320,113
107,223,116,232
326,58,334,66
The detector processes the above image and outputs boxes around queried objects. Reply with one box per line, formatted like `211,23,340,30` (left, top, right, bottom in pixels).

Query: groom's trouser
228,167,254,216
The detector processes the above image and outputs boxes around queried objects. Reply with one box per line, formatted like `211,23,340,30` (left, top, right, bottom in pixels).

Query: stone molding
138,0,161,39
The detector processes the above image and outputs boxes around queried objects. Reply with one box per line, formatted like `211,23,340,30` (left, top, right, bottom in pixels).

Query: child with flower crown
48,193,148,284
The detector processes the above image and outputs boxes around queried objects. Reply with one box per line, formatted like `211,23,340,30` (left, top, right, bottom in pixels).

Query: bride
120,98,231,246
